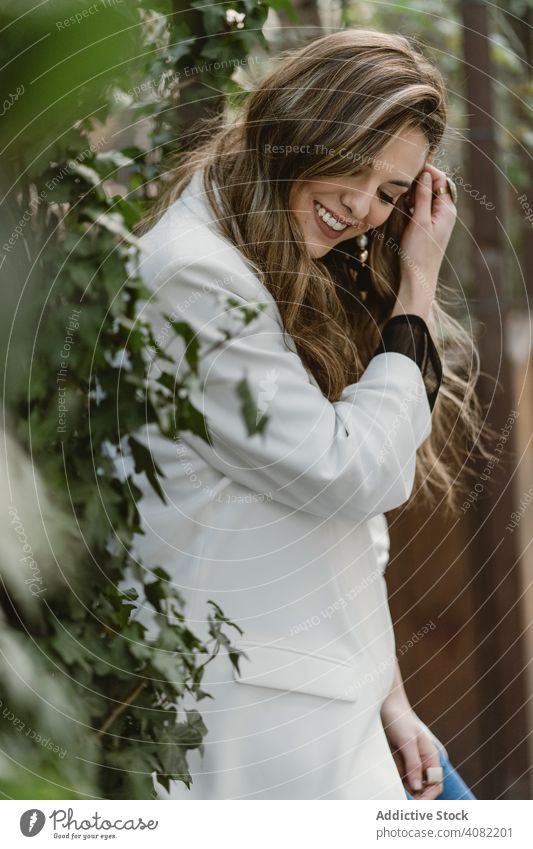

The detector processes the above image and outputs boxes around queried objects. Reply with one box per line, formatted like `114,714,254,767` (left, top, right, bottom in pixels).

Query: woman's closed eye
378,190,396,205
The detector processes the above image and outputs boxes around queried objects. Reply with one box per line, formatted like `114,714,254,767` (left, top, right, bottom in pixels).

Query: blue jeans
405,750,477,800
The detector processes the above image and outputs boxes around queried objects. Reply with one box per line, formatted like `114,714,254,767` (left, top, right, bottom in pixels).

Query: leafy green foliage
0,0,273,799
237,377,270,435
138,0,271,159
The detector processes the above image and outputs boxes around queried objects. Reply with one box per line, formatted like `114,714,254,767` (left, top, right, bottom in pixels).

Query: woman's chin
308,244,331,259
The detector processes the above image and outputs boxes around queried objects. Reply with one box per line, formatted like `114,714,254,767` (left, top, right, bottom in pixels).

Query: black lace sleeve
372,314,443,412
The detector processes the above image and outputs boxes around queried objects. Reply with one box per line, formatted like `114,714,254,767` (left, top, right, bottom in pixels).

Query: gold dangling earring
355,233,371,302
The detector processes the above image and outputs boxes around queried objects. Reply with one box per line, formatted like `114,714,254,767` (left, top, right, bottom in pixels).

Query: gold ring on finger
433,176,457,206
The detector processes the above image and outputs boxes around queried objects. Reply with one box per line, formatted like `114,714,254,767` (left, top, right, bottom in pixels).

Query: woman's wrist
390,278,436,322
381,663,412,723
390,301,430,322
381,685,411,719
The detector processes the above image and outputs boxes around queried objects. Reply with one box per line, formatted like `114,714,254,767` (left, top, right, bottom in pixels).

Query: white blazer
121,169,439,799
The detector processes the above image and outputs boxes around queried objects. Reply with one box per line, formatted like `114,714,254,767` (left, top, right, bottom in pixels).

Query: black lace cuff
372,314,443,412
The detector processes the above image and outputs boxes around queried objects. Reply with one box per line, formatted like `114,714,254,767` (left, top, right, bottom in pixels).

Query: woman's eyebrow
386,179,411,189
361,163,412,190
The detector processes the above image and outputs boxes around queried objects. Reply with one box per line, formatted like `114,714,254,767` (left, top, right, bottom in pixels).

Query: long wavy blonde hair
141,27,496,515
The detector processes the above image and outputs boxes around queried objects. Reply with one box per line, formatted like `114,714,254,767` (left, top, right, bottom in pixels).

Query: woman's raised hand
392,162,457,321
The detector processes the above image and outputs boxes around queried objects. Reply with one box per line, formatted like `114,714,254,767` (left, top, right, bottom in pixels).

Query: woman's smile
313,200,359,239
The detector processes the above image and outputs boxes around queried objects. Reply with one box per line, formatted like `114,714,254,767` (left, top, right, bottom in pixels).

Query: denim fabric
405,750,477,800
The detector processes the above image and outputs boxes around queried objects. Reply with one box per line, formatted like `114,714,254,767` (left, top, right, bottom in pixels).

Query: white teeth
314,201,348,231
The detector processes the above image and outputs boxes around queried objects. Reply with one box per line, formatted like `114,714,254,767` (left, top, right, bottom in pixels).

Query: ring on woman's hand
424,766,444,785
433,176,457,206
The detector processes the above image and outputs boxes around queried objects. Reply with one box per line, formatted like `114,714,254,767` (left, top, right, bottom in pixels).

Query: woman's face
289,126,429,258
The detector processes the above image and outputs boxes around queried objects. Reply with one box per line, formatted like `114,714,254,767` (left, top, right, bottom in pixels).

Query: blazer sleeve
142,252,434,524
372,314,443,412
366,512,391,574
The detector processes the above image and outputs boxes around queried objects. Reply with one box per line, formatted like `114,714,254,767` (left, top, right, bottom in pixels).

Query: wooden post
460,0,530,799
505,4,533,301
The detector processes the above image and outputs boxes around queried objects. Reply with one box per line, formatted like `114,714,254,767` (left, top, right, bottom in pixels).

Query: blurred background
0,0,531,799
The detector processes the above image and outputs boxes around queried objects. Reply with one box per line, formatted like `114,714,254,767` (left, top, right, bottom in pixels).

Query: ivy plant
0,0,275,799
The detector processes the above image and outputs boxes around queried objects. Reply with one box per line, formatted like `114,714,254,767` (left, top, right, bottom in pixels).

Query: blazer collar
176,168,263,280
176,170,317,382
179,168,221,228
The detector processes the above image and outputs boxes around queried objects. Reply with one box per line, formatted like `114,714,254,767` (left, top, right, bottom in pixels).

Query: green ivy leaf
162,316,200,371
236,375,269,435
128,435,167,504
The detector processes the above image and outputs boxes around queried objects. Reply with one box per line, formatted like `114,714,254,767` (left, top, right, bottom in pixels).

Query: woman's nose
340,186,372,225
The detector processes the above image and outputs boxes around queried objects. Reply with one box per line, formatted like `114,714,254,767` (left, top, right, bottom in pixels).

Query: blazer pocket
230,639,359,702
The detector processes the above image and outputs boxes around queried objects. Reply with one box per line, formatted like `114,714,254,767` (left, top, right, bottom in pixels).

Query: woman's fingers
412,170,433,226
400,740,424,794
416,732,444,800
424,161,458,222
398,161,456,300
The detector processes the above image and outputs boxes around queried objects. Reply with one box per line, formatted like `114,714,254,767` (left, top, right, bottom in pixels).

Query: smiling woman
129,27,490,801
289,126,427,256
143,27,486,512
